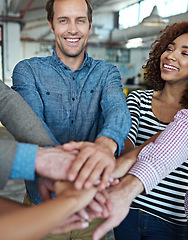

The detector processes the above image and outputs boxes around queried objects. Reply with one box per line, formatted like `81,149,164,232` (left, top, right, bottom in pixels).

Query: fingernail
75,181,82,189
94,179,101,185
82,222,89,228
68,174,75,181
85,182,92,189
99,183,105,190
109,177,114,182
95,205,103,212
83,213,89,220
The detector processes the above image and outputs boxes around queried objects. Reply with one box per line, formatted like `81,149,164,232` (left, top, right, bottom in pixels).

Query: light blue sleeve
10,143,38,180
97,65,131,155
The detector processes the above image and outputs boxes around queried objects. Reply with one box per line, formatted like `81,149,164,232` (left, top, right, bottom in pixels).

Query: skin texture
93,175,144,240
35,147,78,180
0,181,98,240
63,137,117,190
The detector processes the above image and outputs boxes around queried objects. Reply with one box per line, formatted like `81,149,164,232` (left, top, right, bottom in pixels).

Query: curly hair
143,22,188,92
45,0,93,29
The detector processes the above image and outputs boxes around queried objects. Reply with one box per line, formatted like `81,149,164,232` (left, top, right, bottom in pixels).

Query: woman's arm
0,181,97,240
113,132,161,179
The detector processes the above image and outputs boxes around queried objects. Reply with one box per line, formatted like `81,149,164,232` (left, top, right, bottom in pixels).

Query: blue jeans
114,209,187,240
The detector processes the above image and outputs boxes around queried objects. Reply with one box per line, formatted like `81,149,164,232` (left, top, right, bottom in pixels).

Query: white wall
21,41,54,60
1,21,20,86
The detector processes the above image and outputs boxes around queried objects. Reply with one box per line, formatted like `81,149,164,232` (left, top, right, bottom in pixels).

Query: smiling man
11,0,131,239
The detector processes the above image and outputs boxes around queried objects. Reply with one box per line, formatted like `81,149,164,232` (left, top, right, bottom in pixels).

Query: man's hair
45,0,93,29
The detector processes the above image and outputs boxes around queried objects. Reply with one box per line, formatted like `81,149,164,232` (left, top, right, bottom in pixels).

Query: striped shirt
129,109,188,220
127,90,188,225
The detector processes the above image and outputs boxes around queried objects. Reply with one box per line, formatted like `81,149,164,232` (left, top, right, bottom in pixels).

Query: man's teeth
66,39,79,42
163,64,178,70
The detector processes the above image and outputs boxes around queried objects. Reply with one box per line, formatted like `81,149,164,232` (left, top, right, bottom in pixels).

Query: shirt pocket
41,90,70,126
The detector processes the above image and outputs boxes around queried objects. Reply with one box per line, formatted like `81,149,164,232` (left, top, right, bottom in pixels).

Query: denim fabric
12,50,131,204
114,209,188,240
10,143,38,180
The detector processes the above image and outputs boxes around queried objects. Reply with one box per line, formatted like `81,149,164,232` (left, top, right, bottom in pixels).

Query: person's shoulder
127,89,153,103
89,56,116,68
175,109,188,121
129,89,153,97
16,55,52,66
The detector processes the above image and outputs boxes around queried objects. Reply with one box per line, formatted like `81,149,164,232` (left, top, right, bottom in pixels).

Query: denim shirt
12,50,131,204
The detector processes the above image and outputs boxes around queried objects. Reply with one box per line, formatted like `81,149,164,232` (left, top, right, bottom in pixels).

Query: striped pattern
127,90,188,225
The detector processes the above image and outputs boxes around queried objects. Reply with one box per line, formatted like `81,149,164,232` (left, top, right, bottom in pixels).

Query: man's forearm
95,136,117,154
120,174,144,201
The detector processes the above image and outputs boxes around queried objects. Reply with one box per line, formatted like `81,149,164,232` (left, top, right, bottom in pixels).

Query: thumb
92,217,114,240
39,182,52,202
62,141,84,151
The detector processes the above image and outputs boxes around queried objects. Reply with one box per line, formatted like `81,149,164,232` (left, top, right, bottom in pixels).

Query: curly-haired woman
114,21,188,240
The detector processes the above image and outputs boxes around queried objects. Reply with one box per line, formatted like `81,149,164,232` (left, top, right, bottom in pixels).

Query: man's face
49,0,92,60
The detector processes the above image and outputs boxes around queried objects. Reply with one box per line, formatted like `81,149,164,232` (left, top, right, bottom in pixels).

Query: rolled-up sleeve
97,65,132,155
129,109,188,193
12,61,59,146
10,143,38,180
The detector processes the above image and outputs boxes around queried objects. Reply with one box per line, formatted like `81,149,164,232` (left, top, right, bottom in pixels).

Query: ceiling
0,0,140,42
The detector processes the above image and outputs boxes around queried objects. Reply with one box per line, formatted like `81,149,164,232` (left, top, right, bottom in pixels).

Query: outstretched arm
93,109,188,240
112,132,161,179
0,181,97,240
62,136,117,190
92,174,143,240
0,80,56,146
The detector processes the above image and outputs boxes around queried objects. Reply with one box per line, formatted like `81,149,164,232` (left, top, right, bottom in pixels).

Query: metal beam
9,0,23,13
20,0,35,19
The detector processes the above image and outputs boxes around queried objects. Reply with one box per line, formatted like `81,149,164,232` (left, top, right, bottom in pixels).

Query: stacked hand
37,137,140,238
61,136,117,190
38,178,112,234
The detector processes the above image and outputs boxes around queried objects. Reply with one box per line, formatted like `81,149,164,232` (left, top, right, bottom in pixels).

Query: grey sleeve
0,80,55,146
0,139,18,189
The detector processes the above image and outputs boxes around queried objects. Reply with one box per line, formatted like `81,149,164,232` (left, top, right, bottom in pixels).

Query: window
119,3,139,29
105,48,129,63
119,0,188,29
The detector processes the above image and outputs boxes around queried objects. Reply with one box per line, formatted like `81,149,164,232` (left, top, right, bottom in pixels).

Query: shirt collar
52,50,92,69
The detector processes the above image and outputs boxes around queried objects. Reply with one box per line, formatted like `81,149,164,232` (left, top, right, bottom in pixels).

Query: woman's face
160,33,188,83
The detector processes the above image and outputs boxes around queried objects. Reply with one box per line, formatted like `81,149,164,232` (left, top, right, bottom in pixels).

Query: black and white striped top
127,89,188,225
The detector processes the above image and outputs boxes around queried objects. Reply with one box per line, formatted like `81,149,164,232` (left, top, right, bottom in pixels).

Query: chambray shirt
12,50,131,204
10,143,38,180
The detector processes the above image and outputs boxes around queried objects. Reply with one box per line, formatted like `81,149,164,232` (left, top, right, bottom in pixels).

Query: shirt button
72,98,75,101
71,120,74,124
73,77,75,80
90,90,94,93
46,92,50,95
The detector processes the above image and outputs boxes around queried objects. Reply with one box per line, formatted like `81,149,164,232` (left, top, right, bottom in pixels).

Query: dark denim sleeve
12,60,60,146
97,65,132,155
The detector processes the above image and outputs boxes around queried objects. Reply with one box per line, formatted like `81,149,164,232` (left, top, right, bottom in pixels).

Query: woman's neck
161,82,186,105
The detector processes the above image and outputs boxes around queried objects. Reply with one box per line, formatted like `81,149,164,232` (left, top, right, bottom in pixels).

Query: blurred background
0,0,187,93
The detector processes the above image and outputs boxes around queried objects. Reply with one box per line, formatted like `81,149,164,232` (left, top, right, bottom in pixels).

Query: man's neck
57,51,85,72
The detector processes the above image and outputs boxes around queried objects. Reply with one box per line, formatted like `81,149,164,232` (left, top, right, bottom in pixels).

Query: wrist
95,136,117,154
35,147,44,172
120,174,144,201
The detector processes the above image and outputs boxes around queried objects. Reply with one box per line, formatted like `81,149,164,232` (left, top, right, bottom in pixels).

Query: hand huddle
37,140,123,239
